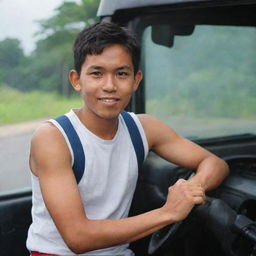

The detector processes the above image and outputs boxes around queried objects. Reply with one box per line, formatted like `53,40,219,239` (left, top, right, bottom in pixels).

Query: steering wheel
147,158,254,255
148,195,239,255
148,219,182,254
148,171,196,255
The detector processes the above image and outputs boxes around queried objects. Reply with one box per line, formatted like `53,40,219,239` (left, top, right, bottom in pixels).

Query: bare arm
30,123,205,254
138,114,229,191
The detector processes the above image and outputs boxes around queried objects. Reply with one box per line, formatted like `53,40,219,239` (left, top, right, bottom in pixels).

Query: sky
0,0,79,54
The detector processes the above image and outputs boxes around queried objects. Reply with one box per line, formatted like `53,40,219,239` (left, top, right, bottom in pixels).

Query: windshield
142,25,256,139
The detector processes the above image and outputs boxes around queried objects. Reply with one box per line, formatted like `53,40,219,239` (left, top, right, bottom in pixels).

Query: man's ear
133,70,143,92
69,69,81,92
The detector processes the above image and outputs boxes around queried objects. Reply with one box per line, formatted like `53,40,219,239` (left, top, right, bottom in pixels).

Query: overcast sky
0,0,79,54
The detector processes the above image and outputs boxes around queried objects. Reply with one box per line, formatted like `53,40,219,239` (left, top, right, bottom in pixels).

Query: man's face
70,44,142,120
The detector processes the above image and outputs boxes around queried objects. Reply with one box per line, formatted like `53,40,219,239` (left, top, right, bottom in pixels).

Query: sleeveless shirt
26,109,149,256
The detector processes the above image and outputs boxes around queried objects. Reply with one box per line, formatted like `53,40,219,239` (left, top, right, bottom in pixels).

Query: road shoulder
0,119,46,138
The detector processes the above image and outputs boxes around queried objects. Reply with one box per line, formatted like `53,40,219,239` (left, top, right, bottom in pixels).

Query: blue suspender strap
54,115,85,184
55,112,142,182
121,111,145,170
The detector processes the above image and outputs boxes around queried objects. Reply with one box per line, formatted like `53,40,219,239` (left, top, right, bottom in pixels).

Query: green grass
0,86,82,125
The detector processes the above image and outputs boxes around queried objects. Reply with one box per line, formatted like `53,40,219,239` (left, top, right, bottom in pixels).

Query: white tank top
26,109,149,256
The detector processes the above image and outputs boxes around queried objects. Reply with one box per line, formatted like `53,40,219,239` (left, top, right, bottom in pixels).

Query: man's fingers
191,187,206,205
165,179,206,222
193,195,206,205
179,180,206,204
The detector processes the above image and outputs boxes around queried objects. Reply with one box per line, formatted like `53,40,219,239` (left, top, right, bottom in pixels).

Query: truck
1,0,256,255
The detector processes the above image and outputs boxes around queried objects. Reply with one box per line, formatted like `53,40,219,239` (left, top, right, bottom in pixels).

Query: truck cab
97,1,256,255
1,0,256,255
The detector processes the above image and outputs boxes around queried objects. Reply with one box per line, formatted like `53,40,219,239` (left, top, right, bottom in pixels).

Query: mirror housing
152,24,195,47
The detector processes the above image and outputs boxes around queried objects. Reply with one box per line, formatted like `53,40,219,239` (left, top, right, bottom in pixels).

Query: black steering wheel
148,171,196,254
148,196,239,255
148,219,182,254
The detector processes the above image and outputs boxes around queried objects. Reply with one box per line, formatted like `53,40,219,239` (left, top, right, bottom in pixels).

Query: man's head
73,22,141,76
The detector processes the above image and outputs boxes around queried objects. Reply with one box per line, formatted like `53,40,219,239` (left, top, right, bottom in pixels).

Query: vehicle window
0,0,99,194
142,25,256,139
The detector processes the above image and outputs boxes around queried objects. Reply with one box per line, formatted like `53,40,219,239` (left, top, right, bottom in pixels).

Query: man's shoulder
136,113,159,127
31,121,63,145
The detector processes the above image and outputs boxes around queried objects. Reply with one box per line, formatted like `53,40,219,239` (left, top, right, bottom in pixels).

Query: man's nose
102,75,117,92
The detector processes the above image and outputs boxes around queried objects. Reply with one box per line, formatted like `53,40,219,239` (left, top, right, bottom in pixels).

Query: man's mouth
98,98,120,102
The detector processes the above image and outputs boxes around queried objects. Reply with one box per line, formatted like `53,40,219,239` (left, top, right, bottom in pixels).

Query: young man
26,22,229,256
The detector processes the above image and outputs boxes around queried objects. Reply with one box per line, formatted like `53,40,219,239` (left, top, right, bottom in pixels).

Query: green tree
38,0,99,36
30,0,100,95
0,38,27,89
0,0,100,94
0,38,25,68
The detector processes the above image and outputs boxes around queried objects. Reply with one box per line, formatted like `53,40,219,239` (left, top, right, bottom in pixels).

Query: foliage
0,0,100,95
0,86,82,124
0,38,26,89
0,38,25,68
37,0,99,36
143,25,256,120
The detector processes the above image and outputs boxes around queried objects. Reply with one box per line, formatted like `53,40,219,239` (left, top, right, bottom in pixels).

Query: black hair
73,22,141,75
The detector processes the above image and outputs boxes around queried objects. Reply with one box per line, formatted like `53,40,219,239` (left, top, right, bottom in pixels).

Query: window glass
0,0,99,194
142,25,256,139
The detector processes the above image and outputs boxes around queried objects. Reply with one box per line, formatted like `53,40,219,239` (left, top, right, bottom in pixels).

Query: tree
0,0,100,94
0,38,25,68
37,0,99,37
30,0,100,95
0,38,27,89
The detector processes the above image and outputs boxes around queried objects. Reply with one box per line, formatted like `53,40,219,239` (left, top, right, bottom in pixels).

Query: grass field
0,86,82,125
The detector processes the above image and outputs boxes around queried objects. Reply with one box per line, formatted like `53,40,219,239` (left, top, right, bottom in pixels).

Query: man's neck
75,108,119,140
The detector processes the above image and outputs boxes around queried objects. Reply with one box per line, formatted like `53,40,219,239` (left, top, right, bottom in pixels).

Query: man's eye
90,72,102,77
117,72,129,77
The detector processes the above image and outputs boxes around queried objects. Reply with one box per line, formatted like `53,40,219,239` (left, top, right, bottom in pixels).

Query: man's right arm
30,123,205,254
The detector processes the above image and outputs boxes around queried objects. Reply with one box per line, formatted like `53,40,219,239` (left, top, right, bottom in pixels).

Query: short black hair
73,22,141,75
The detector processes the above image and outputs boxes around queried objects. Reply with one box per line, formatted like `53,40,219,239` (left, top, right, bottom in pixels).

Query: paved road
0,120,45,194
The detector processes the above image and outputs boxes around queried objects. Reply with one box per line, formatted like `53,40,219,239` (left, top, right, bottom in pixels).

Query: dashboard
214,155,256,221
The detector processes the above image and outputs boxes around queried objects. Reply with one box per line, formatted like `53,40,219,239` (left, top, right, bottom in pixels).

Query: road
0,120,44,194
